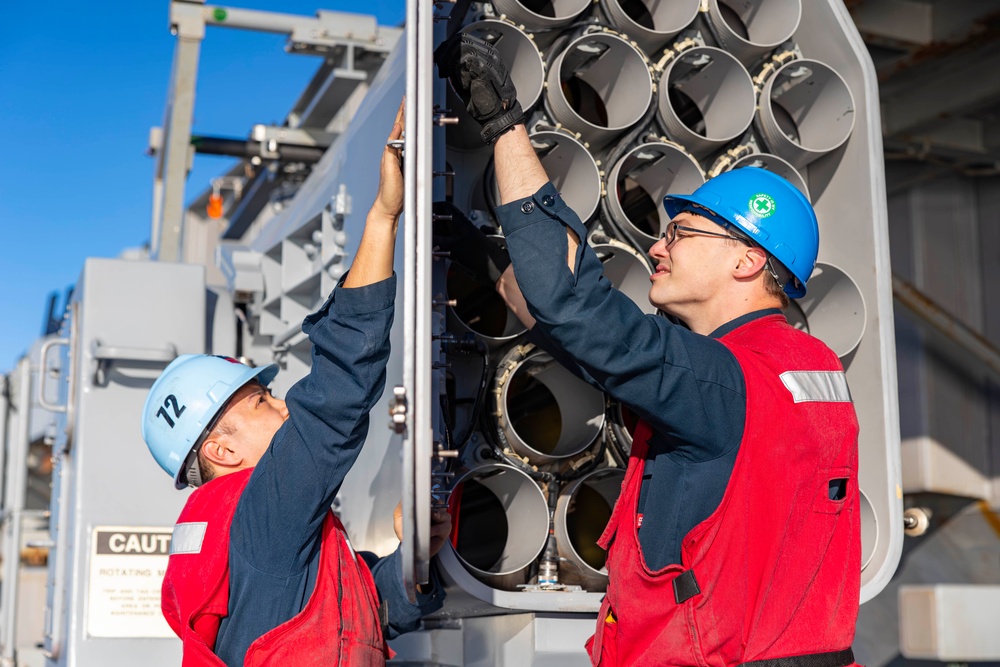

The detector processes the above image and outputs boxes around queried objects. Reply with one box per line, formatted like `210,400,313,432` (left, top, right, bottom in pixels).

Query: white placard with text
86,526,174,638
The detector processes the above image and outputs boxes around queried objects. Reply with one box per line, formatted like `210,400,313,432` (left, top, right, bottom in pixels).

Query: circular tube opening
657,47,756,157
859,489,878,571
784,262,867,358
757,59,856,168
492,131,602,221
555,468,626,589
604,0,700,54
707,0,801,64
492,0,591,30
547,33,653,148
607,142,705,247
447,260,527,345
449,464,550,588
591,242,656,314
463,21,544,111
730,153,810,201
497,347,606,464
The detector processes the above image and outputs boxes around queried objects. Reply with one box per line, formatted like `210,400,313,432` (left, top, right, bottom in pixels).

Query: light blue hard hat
663,166,818,298
141,354,278,489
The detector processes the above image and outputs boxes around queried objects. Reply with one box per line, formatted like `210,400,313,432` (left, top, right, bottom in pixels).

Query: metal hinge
389,385,407,434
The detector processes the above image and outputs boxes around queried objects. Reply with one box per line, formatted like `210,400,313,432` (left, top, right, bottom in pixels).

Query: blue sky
0,0,405,374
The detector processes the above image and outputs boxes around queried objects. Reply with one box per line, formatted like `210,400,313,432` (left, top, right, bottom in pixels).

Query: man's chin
649,293,673,315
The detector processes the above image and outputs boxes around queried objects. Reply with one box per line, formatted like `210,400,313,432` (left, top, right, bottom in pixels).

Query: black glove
433,201,511,286
434,34,524,145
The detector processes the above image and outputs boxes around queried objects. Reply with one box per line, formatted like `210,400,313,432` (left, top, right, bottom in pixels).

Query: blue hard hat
141,354,278,489
662,166,818,298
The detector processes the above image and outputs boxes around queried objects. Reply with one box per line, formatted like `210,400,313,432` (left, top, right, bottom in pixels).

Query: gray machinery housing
14,0,1000,664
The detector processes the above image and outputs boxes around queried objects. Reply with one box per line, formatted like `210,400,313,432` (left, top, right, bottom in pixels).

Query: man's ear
200,435,242,468
734,245,769,280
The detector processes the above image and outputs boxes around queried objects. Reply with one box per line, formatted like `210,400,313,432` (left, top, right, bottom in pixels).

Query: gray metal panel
793,0,903,602
294,67,368,130
855,496,1000,666
28,337,60,446
1,359,32,663
979,176,1000,503
400,0,440,596
0,375,7,522
899,585,1000,660
891,176,993,498
44,259,205,666
888,189,929,445
388,613,596,666
240,41,413,561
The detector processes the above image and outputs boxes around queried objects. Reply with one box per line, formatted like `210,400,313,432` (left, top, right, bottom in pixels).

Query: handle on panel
36,338,71,413
90,341,178,384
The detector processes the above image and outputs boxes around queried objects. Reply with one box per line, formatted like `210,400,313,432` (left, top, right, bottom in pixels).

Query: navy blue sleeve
497,184,743,460
216,275,398,666
230,274,396,575
360,547,444,639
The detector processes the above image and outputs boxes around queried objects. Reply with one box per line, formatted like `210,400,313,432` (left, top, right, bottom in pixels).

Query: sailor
141,102,450,667
436,35,862,667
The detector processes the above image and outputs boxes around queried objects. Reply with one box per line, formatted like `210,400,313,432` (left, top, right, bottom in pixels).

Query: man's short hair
764,266,791,309
196,449,218,486
725,227,791,309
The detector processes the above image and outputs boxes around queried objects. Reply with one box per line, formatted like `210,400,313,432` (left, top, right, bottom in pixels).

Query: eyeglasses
661,221,786,288
661,221,752,248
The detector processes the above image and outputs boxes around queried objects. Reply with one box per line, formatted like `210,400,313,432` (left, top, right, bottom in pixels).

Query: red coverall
161,468,392,666
588,315,861,667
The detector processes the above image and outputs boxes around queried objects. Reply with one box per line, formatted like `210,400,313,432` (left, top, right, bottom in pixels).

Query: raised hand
434,34,524,145
372,99,405,223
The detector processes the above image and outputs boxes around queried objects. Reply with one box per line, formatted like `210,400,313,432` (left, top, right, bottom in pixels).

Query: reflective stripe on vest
170,522,208,555
779,370,852,403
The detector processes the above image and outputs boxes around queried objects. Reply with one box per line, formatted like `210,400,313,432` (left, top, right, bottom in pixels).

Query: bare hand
428,509,452,557
393,501,403,542
392,502,453,558
372,99,405,222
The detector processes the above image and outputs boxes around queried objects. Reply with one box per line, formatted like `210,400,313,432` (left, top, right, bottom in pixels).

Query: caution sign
86,526,175,638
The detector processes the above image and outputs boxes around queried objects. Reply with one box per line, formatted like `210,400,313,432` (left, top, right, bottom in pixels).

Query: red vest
161,469,390,666
587,315,861,666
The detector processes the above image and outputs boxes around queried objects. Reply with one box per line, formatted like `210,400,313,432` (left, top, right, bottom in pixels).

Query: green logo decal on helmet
750,193,776,218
